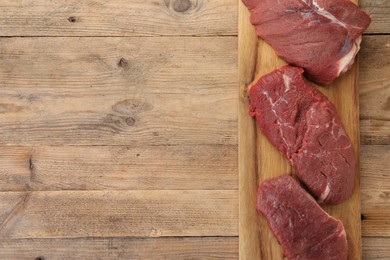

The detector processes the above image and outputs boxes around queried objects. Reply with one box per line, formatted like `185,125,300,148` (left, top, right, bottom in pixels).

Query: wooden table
0,0,388,259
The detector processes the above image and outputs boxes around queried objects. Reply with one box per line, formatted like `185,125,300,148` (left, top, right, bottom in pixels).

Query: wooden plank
0,0,237,36
361,0,390,34
0,145,237,191
1,178,387,240
362,237,390,260
360,145,390,237
0,190,238,239
361,190,390,237
239,1,362,259
0,237,387,260
0,237,239,259
0,37,237,146
360,36,390,145
360,120,390,145
0,0,386,36
360,145,390,191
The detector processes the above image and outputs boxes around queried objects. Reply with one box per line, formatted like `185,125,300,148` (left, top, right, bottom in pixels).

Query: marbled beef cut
242,0,371,85
249,66,356,205
257,175,348,260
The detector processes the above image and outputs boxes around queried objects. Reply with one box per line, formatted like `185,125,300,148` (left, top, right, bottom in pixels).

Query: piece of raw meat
257,175,348,260
249,66,356,204
242,0,371,85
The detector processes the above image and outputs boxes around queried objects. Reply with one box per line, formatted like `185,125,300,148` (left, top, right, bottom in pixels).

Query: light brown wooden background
0,0,388,259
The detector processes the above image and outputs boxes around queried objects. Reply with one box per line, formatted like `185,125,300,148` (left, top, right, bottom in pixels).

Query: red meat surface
242,0,371,85
257,175,348,260
249,66,356,204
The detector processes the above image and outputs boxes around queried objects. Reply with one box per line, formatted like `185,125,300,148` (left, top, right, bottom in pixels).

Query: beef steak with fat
242,0,371,85
257,175,348,260
249,66,356,205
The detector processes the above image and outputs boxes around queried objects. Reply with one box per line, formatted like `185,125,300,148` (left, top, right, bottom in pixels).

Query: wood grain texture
0,143,385,196
0,0,387,258
359,36,390,145
0,0,385,37
0,144,387,238
360,145,390,237
360,146,390,191
0,36,390,148
0,190,238,239
1,35,385,147
0,145,384,192
362,237,390,259
2,182,387,239
0,0,237,36
0,236,387,259
0,37,237,146
0,145,237,191
361,190,390,237
239,1,362,259
360,0,390,34
0,237,239,259
360,120,390,145
360,146,390,237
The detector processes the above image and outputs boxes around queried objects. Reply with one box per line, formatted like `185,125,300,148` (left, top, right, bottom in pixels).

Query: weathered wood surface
0,144,387,236
359,35,390,145
360,145,390,237
0,0,386,36
0,0,237,36
362,237,390,260
0,237,386,259
360,0,390,34
0,0,388,258
0,36,387,146
0,37,237,146
0,237,239,259
0,145,237,191
361,189,390,237
360,146,390,192
0,37,387,258
0,190,238,239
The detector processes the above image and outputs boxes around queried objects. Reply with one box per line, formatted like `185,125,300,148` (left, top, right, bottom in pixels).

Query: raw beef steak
249,66,356,204
242,0,371,85
257,175,348,260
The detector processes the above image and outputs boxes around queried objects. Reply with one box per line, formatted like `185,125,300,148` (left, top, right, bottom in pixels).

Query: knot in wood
118,58,129,68
172,0,192,12
68,16,78,23
125,117,136,126
164,0,201,14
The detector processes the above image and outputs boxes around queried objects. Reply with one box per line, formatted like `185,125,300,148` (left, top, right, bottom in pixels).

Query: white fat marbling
337,36,362,76
312,0,347,28
318,183,330,203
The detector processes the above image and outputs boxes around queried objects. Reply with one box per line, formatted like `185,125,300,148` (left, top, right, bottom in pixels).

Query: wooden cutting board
238,1,362,259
